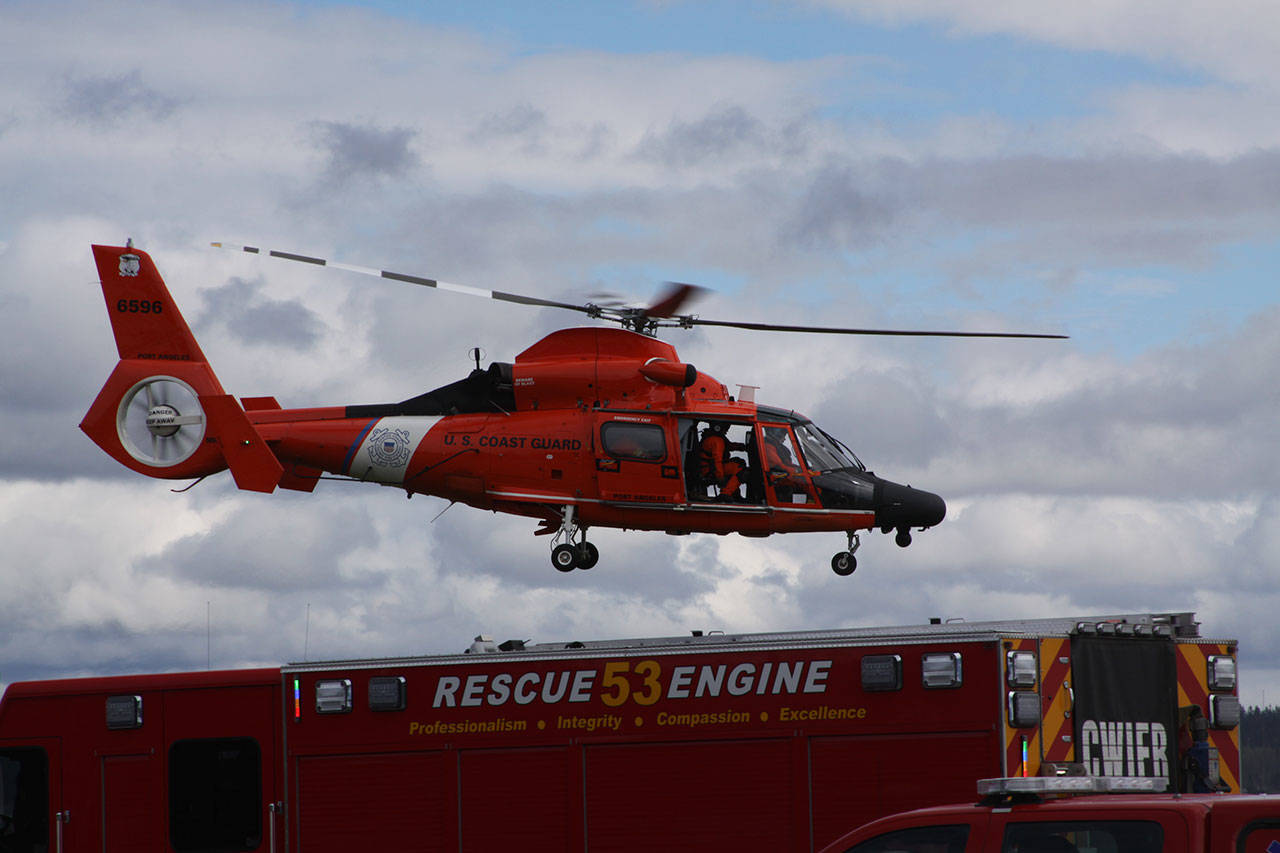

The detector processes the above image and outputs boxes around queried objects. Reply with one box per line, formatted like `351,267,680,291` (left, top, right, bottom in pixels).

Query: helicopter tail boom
81,244,283,492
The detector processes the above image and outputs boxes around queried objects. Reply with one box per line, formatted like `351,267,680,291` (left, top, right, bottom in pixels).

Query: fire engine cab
819,775,1280,853
0,611,1240,852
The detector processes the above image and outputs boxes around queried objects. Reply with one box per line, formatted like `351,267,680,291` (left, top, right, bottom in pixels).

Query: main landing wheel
552,544,578,572
576,541,600,570
552,541,600,571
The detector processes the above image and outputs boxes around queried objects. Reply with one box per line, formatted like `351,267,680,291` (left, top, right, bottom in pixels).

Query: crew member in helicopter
698,421,749,501
763,425,805,503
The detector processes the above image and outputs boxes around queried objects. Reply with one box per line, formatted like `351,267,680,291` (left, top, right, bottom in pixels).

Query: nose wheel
831,532,860,577
550,506,599,571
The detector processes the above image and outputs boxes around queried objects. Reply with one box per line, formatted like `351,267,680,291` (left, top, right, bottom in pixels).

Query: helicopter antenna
469,347,484,371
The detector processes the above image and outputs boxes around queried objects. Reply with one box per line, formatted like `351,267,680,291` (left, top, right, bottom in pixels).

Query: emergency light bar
1073,620,1174,638
977,775,1161,797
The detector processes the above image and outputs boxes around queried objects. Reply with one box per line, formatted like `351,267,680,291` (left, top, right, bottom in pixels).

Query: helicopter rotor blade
645,281,707,319
211,243,1067,340
210,243,597,317
675,316,1067,339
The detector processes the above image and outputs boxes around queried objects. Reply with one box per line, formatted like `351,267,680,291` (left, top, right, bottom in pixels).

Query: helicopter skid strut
550,505,599,572
830,532,860,577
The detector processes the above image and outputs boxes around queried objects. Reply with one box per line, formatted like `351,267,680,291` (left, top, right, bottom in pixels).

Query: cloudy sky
1,0,1278,707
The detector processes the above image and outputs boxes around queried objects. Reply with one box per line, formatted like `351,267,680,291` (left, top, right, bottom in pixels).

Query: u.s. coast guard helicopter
82,242,1064,575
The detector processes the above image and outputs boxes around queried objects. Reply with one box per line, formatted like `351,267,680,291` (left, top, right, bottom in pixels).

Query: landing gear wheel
552,544,578,572
575,541,599,570
831,530,861,577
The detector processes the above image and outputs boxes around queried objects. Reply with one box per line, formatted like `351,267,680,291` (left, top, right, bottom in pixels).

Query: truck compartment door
294,751,455,851
101,751,163,852
164,683,282,853
1070,636,1178,790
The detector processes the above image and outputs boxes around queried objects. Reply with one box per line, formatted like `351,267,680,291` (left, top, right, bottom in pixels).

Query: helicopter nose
876,480,947,530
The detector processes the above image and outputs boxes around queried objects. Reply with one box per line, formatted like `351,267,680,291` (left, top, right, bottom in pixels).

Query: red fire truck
819,775,1279,853
0,611,1240,852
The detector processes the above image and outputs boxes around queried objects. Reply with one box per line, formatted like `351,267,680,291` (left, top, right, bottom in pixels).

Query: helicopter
81,242,1064,576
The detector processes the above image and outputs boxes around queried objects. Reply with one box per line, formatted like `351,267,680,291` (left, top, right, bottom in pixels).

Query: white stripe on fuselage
348,417,441,484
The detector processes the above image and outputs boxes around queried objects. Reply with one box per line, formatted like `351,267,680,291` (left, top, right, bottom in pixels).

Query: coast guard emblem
118,253,141,277
367,426,412,468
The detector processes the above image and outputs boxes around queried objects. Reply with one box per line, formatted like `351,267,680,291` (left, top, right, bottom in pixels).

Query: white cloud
0,0,1277,715
814,0,1280,87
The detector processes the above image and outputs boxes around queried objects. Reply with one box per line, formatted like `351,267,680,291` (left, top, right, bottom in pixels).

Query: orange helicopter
81,242,1064,576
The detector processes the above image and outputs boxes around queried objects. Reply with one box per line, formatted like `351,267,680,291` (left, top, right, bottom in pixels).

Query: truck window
837,823,969,853
169,738,262,852
0,748,48,853
1001,820,1163,853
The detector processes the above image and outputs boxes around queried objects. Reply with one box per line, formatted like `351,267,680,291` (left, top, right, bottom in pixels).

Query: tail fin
81,243,282,492
90,244,210,363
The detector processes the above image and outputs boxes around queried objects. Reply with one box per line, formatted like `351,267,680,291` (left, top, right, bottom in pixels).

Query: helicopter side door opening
682,418,764,505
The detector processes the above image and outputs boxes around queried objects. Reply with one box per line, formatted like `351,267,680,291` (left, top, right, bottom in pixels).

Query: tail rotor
118,375,207,467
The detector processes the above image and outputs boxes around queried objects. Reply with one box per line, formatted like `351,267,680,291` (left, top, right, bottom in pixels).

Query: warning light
1021,736,1029,777
315,679,353,714
1006,650,1038,688
1008,691,1041,729
368,676,407,712
293,678,301,722
105,694,143,730
1211,694,1241,729
921,652,963,689
1207,655,1237,692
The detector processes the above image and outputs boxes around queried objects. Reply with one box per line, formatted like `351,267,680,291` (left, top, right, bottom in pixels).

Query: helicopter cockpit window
762,426,801,471
762,425,815,505
794,422,864,472
601,422,666,461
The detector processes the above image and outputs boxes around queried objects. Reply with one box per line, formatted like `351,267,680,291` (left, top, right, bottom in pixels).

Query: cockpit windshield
794,422,865,473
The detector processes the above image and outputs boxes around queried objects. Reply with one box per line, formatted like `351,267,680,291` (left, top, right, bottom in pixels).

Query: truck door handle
55,810,70,853
269,801,283,853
